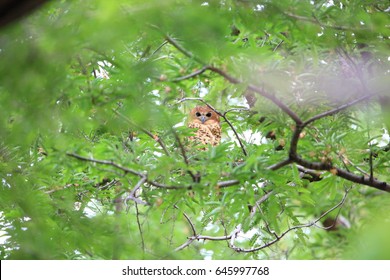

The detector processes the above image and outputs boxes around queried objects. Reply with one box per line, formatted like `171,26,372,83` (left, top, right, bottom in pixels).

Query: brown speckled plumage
188,106,221,147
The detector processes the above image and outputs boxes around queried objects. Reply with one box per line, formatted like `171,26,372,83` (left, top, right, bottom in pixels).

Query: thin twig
113,109,170,156
135,203,146,253
171,66,209,82
250,191,275,218
66,152,186,190
233,187,351,252
303,94,373,127
126,177,149,206
179,186,351,253
175,224,242,251
150,40,169,57
222,114,248,157
164,35,205,64
339,154,369,176
284,12,357,31
174,205,197,236
67,152,142,176
170,127,199,182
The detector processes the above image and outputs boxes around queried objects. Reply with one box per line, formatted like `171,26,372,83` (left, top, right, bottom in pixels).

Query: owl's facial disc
195,111,212,124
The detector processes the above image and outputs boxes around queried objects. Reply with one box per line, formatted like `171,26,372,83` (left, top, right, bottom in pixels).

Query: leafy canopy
0,0,390,260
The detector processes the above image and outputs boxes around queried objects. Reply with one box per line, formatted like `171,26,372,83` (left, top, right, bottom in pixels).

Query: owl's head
189,105,220,125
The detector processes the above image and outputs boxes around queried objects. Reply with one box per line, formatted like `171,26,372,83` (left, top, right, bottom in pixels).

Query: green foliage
0,0,389,260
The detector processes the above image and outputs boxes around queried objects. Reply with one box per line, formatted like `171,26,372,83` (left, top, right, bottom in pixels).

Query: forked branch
175,187,351,253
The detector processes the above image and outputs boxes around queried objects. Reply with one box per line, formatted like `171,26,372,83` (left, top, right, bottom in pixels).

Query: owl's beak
200,116,207,124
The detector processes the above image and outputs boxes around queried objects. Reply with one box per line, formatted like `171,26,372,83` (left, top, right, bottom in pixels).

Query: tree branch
170,127,199,183
171,66,209,82
293,156,390,192
135,203,146,253
302,94,373,127
66,152,186,190
113,109,170,156
231,187,351,252
283,12,359,31
176,187,350,253
125,177,149,206
164,35,205,65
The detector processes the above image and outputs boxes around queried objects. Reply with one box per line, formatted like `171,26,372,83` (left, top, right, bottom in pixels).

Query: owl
188,105,221,147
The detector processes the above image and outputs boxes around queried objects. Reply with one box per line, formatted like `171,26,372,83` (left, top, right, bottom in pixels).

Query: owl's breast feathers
188,121,221,146
187,105,221,147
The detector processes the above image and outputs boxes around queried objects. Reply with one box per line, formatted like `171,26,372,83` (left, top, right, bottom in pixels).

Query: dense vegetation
1,0,389,260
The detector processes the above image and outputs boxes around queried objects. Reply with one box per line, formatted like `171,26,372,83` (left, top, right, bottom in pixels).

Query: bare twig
66,152,186,190
164,35,205,64
171,66,209,82
174,205,197,236
339,154,369,176
67,152,142,176
170,127,199,183
222,114,248,157
176,182,351,253
302,94,373,127
150,40,169,57
174,238,196,251
175,224,242,251
232,186,351,252
250,191,275,218
113,110,170,156
284,12,357,31
135,203,145,253
126,177,148,206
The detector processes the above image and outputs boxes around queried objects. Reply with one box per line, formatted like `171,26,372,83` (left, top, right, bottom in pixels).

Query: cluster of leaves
1,0,390,260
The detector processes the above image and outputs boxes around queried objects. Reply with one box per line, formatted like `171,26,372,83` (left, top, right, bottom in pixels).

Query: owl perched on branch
188,105,221,147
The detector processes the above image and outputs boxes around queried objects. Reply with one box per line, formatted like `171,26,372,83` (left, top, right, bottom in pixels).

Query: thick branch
293,156,390,192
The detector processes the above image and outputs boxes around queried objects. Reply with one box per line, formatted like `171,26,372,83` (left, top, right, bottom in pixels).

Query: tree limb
66,152,186,190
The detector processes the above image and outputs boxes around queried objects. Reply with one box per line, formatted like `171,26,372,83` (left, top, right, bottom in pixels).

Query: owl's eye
206,112,212,117
195,112,201,117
